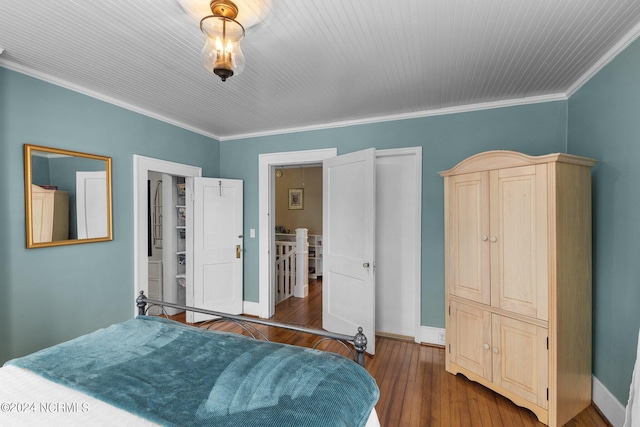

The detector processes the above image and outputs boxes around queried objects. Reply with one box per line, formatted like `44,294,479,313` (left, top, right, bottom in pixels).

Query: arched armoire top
439,150,597,177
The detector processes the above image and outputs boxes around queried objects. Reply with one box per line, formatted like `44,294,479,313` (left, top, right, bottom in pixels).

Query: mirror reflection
24,144,113,248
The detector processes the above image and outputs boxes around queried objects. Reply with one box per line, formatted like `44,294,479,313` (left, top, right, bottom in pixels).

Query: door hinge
547,388,549,401
546,337,549,350
448,344,451,354
448,305,451,315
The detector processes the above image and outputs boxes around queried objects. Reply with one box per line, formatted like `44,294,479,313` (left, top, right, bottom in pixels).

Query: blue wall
220,102,569,328
0,68,220,363
568,37,640,403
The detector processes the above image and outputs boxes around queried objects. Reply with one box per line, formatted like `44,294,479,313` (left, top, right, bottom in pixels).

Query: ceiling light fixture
200,0,245,82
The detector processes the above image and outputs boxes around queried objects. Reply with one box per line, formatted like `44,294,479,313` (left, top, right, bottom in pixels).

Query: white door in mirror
76,171,108,239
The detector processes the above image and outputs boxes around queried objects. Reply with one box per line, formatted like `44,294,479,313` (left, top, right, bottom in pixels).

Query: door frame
258,147,422,342
258,149,337,318
133,155,201,316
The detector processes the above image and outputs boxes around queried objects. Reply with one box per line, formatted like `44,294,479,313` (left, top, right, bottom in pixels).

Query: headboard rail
136,291,368,367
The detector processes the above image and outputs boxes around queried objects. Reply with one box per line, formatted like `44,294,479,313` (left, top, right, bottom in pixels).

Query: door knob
481,235,488,241
483,343,490,350
363,262,370,268
490,236,497,242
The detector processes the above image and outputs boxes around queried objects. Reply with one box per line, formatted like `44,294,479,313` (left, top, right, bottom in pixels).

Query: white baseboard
419,326,446,346
592,375,626,427
242,301,261,317
418,327,625,426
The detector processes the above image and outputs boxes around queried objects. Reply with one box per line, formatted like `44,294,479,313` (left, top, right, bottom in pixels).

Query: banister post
294,228,309,298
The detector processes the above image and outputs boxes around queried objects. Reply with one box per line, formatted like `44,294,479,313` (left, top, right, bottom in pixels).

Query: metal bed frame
136,291,368,367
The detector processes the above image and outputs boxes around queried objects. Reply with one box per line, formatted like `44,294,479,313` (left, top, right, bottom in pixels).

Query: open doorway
133,155,201,316
258,149,337,320
147,172,187,316
272,165,323,327
136,157,244,322
259,148,422,343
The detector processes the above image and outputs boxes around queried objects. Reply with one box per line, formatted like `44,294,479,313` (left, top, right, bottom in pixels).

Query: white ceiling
1,0,640,141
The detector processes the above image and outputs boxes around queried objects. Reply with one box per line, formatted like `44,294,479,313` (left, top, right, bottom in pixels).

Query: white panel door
323,148,376,354
187,177,243,323
147,261,163,316
375,148,421,339
76,171,107,239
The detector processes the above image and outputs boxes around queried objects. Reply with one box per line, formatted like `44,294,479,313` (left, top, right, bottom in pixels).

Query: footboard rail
136,291,368,367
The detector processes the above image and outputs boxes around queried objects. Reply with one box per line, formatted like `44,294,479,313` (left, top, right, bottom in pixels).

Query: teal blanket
6,316,379,426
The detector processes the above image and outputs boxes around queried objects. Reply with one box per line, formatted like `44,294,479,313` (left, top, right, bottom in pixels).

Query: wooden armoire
440,150,596,426
31,184,69,243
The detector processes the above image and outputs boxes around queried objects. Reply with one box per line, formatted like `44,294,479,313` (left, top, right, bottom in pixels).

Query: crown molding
2,59,568,143
566,21,640,97
0,59,221,141
220,93,568,141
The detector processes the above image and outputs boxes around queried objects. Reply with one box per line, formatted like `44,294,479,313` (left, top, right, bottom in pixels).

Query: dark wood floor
176,280,611,427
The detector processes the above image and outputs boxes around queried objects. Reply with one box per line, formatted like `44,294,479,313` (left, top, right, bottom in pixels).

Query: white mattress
0,365,379,426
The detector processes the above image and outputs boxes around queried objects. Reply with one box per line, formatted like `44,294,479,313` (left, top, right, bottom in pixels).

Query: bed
0,292,380,426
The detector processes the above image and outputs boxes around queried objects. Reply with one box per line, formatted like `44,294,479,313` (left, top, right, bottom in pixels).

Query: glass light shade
200,15,245,81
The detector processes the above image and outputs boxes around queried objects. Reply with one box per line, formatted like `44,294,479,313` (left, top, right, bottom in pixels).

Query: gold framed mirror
24,144,113,248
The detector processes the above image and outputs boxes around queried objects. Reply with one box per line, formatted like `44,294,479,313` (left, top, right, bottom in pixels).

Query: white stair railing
275,240,296,304
275,228,309,304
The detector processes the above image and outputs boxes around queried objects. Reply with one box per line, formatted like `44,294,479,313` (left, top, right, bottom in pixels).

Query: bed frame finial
354,327,367,367
136,291,147,316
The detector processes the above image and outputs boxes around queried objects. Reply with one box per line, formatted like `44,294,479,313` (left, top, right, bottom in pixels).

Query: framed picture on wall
288,188,304,210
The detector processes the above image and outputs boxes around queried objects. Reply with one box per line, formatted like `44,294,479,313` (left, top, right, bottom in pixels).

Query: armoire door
445,171,491,305
491,314,548,408
489,165,549,320
449,300,492,380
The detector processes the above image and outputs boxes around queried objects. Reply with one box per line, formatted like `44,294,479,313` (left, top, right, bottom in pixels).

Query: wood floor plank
399,341,424,426
376,339,405,425
168,279,611,427
385,341,413,424
419,344,436,424
475,383,503,427
463,377,484,426
440,348,454,427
